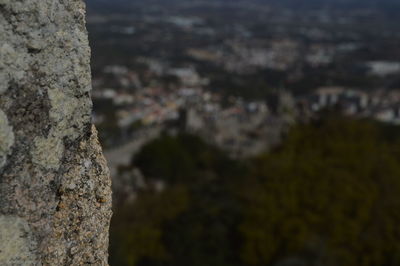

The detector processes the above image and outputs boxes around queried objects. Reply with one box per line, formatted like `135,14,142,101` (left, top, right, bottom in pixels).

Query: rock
0,0,112,265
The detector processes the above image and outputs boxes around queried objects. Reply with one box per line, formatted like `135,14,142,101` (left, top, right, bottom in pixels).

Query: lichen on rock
0,110,14,169
0,216,38,265
32,134,64,170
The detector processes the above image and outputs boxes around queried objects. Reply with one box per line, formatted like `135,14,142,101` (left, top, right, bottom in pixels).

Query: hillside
110,117,400,266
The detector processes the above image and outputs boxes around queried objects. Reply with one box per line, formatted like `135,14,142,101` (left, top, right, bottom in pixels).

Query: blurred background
84,0,400,265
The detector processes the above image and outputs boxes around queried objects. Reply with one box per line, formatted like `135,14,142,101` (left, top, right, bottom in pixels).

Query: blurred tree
110,118,400,266
109,186,189,266
133,133,236,185
134,133,245,266
240,118,400,266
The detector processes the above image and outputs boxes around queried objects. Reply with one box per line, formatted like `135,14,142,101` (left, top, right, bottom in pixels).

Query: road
104,127,162,177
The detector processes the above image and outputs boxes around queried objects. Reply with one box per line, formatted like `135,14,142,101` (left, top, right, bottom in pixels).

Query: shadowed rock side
0,0,112,265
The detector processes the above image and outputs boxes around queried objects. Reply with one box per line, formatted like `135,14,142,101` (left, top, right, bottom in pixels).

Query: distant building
367,61,400,76
169,68,203,87
315,87,344,108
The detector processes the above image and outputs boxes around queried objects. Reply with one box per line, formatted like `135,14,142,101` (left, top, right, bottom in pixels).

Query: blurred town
87,0,400,171
85,1,400,265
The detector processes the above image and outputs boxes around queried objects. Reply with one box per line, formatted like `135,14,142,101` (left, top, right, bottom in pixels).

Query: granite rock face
0,0,112,265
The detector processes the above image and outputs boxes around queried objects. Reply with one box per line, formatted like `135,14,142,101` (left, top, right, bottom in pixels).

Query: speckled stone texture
0,0,112,265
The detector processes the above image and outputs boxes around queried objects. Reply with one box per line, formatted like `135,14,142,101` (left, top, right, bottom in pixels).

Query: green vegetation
240,118,400,266
110,117,400,266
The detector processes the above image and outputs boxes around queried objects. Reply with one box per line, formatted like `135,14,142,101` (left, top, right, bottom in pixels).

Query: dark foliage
110,118,400,266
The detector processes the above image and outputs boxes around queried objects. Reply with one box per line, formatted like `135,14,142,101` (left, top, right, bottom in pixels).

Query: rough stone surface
0,110,14,169
0,216,37,265
0,0,112,265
